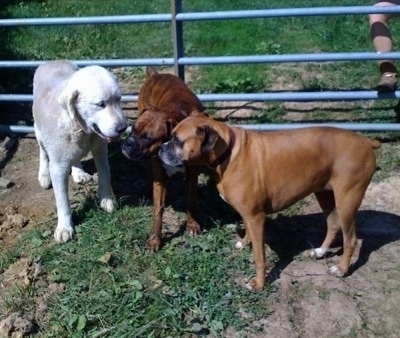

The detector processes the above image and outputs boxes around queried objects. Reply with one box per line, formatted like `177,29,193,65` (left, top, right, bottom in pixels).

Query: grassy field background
1,1,400,337
2,0,400,92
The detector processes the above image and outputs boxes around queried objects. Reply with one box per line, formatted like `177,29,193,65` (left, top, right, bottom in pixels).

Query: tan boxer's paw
328,265,345,277
245,277,264,292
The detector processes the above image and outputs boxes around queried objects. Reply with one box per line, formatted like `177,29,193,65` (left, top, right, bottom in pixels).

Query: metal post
171,0,185,80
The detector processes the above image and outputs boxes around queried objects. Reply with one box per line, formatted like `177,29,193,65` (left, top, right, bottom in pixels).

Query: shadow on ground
265,209,400,282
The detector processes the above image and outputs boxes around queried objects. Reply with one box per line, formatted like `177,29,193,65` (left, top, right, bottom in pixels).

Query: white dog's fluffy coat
32,60,127,243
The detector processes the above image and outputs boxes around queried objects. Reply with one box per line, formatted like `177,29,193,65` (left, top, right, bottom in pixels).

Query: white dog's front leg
92,141,116,213
50,162,74,242
38,142,52,189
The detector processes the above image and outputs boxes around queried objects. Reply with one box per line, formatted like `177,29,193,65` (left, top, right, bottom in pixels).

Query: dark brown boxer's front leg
146,157,167,251
185,165,201,236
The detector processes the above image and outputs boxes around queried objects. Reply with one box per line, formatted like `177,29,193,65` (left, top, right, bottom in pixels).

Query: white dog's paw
38,172,51,189
235,235,249,250
54,224,74,243
72,170,92,185
100,197,117,213
235,240,245,250
328,265,345,277
310,247,327,259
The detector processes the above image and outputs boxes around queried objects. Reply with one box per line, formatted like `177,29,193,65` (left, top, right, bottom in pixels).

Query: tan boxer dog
159,113,380,291
121,66,205,251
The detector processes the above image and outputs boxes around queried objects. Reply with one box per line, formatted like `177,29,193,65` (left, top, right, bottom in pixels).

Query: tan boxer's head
159,115,219,167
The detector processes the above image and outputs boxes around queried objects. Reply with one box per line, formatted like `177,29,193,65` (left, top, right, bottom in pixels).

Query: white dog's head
58,65,127,142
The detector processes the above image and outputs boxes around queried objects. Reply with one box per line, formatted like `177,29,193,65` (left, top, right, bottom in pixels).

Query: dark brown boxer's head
121,106,180,160
159,115,219,167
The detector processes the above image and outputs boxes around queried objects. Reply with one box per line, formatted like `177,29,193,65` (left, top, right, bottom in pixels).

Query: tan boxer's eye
172,135,183,148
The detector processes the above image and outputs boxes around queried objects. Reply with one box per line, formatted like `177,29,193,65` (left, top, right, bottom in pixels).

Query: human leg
369,1,399,91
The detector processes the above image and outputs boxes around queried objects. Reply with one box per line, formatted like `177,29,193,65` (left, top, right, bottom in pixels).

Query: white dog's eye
95,101,106,108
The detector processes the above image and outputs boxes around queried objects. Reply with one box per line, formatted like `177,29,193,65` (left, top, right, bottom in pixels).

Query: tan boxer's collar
210,128,235,168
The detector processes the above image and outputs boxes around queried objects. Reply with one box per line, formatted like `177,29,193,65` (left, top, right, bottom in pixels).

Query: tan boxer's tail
368,138,381,149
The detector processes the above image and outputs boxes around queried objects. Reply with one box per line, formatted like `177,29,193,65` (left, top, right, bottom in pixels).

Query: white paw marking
310,247,327,259
72,171,92,184
187,230,197,237
54,225,74,243
219,193,229,203
100,198,116,213
245,282,254,291
328,265,344,277
235,240,244,250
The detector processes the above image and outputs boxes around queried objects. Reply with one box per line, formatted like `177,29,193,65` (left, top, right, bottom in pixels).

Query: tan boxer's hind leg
312,190,341,259
328,185,366,277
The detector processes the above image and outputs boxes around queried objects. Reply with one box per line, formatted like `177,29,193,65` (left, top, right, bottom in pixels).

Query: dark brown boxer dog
159,113,380,291
121,66,204,251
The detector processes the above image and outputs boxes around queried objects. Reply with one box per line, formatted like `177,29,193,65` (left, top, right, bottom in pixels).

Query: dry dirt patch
255,176,400,338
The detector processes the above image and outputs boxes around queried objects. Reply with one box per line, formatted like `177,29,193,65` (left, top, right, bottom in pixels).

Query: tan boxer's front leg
243,212,267,292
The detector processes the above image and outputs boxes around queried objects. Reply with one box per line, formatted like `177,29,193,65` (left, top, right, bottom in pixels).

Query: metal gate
1,1,400,134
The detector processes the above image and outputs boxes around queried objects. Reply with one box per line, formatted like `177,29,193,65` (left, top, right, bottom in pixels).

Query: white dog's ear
58,88,79,120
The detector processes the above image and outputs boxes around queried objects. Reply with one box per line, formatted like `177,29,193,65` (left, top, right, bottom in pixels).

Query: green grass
1,203,274,337
3,0,400,95
2,0,400,125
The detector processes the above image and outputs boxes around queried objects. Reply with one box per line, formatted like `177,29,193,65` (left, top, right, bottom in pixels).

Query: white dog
32,60,127,243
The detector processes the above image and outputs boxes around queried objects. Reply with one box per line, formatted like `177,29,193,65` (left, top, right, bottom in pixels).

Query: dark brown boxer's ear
165,119,177,137
140,105,157,115
146,66,157,77
190,110,208,117
197,125,218,153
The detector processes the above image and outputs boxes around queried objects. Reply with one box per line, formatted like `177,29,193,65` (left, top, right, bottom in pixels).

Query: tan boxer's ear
196,125,218,153
58,88,79,120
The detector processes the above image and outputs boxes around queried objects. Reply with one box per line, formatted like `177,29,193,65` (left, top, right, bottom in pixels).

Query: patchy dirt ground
1,107,400,337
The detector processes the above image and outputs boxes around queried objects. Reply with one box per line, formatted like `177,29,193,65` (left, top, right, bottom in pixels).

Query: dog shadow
79,151,400,283
265,210,400,283
78,142,151,207
107,148,240,236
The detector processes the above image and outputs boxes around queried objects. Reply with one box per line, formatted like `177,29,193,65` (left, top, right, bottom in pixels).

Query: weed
318,288,331,300
214,77,261,93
